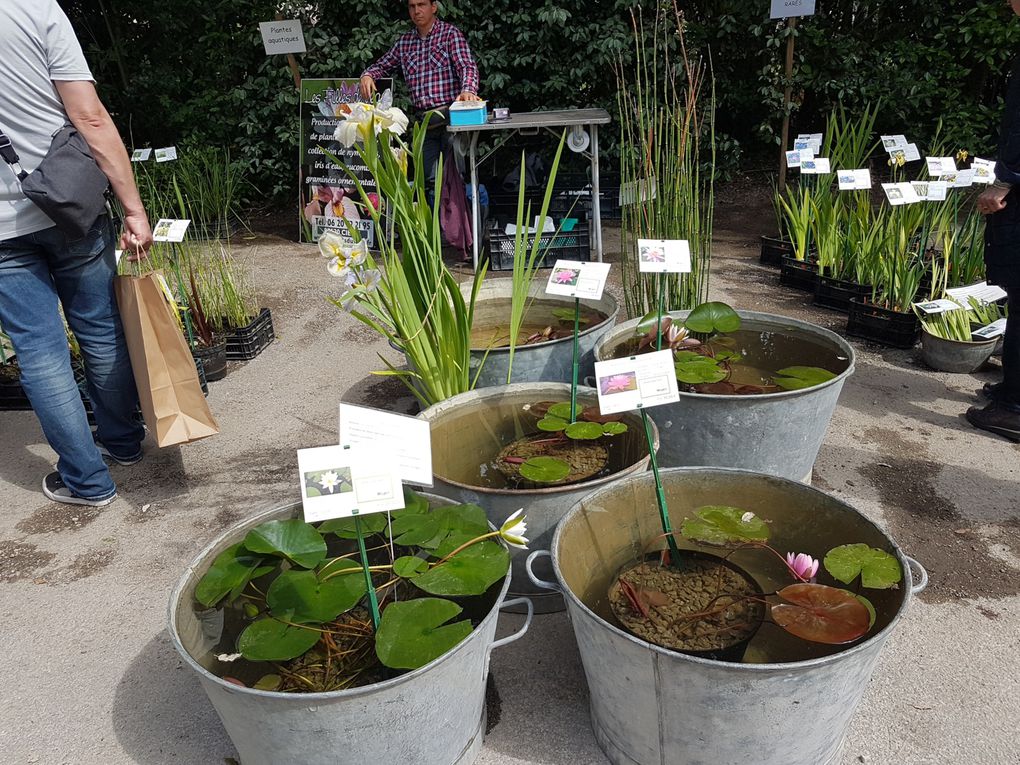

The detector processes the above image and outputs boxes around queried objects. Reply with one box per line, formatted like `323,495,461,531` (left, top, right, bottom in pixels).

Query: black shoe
42,472,117,507
980,382,1004,400
966,401,1020,443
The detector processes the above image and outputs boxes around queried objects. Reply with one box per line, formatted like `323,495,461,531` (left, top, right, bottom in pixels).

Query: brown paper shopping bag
115,272,220,447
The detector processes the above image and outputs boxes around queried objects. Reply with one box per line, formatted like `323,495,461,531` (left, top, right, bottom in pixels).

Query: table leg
469,131,480,270
591,123,603,263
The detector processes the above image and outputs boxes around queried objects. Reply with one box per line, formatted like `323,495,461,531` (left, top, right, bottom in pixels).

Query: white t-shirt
0,1,94,240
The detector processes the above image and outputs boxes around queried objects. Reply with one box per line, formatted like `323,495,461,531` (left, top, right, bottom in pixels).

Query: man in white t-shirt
0,1,153,507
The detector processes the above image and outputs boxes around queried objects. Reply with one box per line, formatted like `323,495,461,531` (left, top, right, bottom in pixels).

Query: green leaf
195,543,268,608
824,544,902,589
375,598,473,669
551,307,588,324
714,348,744,363
238,616,322,662
565,421,604,439
772,366,837,391
518,456,571,483
413,540,510,596
684,302,741,334
537,415,569,432
253,674,282,691
243,519,326,569
547,402,573,419
393,555,430,577
318,514,388,539
635,310,661,335
392,504,488,550
675,359,727,384
266,566,366,623
602,421,628,435
680,505,771,545
772,584,871,644
400,487,430,515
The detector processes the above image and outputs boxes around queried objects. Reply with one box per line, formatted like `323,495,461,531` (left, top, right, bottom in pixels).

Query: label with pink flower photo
297,444,405,523
592,349,679,415
545,260,612,300
637,239,691,273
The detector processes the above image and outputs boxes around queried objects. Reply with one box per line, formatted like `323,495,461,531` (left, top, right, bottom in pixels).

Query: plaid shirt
362,20,479,111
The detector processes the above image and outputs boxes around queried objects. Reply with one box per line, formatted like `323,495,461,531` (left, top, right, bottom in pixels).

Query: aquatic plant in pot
916,302,997,373
169,489,532,765
595,301,854,482
526,466,928,765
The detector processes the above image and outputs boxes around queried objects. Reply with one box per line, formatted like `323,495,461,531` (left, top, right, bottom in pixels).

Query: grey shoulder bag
0,123,111,240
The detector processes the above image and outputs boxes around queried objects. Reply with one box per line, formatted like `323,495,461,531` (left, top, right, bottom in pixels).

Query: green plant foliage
393,556,430,577
552,307,589,324
243,519,327,569
680,505,771,545
537,415,569,432
684,302,741,334
772,366,838,391
412,541,510,596
519,456,572,483
266,567,366,624
319,514,388,539
564,421,605,440
824,544,902,589
375,599,473,670
547,402,573,419
674,358,727,385
238,615,323,662
194,543,272,608
390,503,490,551
602,421,628,435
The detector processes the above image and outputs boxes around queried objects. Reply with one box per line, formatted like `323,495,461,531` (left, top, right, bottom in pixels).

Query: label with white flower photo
637,239,691,274
837,169,871,190
130,148,152,162
154,147,178,163
881,134,909,152
881,182,919,206
297,444,405,523
593,349,679,416
338,403,433,486
152,218,191,242
545,260,612,300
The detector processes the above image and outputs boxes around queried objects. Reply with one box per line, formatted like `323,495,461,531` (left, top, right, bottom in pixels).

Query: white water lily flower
319,470,342,493
216,653,242,663
498,509,529,549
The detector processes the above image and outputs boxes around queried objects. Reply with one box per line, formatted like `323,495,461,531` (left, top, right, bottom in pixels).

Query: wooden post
777,17,798,193
276,12,302,90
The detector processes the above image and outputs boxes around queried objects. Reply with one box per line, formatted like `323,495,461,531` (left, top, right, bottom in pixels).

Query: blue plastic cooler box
449,100,488,126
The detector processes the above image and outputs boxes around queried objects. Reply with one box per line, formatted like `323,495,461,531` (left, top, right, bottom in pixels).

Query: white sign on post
973,319,1007,339
297,445,405,523
913,298,962,315
800,157,831,174
593,350,679,416
926,157,957,176
771,0,816,19
837,169,872,190
637,239,692,273
338,404,433,487
154,147,177,163
131,148,152,162
259,20,307,56
881,182,920,206
545,260,611,300
972,158,996,184
151,218,191,242
881,135,909,152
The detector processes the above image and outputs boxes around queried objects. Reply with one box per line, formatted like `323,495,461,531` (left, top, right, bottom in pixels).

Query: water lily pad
675,358,727,384
518,456,572,483
552,307,589,324
684,302,741,334
375,598,473,669
673,350,706,362
238,615,322,662
714,348,744,363
680,505,770,545
195,543,272,607
547,402,573,419
565,421,604,440
413,539,509,596
824,544,902,589
602,421,628,435
391,503,489,550
772,366,838,391
253,674,282,691
243,519,326,569
318,514,388,539
771,583,871,644
266,566,365,623
537,415,569,432
393,555,430,577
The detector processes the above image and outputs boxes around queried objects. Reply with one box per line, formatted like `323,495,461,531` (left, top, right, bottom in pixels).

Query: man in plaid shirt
360,0,480,194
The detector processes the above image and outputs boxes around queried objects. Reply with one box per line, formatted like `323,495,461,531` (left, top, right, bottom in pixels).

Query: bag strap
0,124,27,180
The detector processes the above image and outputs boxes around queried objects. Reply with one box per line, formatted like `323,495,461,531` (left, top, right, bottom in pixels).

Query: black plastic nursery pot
813,275,873,313
224,308,275,361
759,236,792,267
779,255,819,293
192,339,228,382
846,298,921,349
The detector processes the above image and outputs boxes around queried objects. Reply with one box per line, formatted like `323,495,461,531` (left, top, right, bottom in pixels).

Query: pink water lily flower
786,552,819,581
553,269,579,284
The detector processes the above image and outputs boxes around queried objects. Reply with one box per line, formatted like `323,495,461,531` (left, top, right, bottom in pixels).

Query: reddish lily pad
771,583,871,644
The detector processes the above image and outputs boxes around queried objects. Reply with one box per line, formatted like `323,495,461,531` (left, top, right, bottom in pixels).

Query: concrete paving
1,190,1017,764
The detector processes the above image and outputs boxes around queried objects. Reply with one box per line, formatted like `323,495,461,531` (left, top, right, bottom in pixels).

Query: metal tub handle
525,550,563,592
489,597,534,651
905,555,928,595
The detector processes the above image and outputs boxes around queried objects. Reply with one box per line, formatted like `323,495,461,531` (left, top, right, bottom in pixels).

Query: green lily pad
238,615,322,662
675,359,727,384
393,555,430,577
824,544,902,589
266,566,365,623
253,674,282,691
602,421,628,436
413,540,510,596
519,456,572,483
714,348,744,363
243,519,326,569
537,416,569,432
680,505,771,545
391,503,489,550
318,514,388,539
547,402,573,419
400,487,430,515
565,421,604,440
552,307,588,324
684,302,741,334
674,350,707,362
772,366,837,391
195,543,271,608
375,598,473,669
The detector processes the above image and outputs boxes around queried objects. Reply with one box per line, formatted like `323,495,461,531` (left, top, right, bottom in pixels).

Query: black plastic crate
760,236,792,266
485,217,591,271
224,308,275,361
846,298,920,348
814,275,873,313
0,380,31,411
779,255,819,292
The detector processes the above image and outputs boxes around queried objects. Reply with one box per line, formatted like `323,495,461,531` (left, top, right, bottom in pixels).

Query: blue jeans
0,217,143,500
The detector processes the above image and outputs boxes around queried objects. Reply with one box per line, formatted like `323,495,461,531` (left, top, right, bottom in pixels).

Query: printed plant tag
637,239,692,273
881,182,919,206
298,445,405,523
926,181,948,201
972,319,1007,339
771,0,816,19
881,135,909,152
130,148,152,162
786,150,803,168
946,282,1008,305
837,169,871,190
951,169,975,188
913,298,961,315
151,218,191,242
903,143,921,162
259,19,307,55
972,158,995,184
800,157,830,174
338,403,433,487
545,260,611,300
926,156,956,176
911,181,929,200
593,349,679,415
154,147,178,163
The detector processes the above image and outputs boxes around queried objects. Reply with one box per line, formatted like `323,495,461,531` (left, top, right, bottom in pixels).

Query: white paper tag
593,349,679,415
926,181,948,201
946,282,1008,305
545,260,611,300
338,403,433,487
800,157,830,174
903,143,921,162
912,298,961,315
951,169,975,188
786,150,803,168
837,169,871,190
972,158,996,184
154,147,178,163
298,445,405,523
771,0,816,19
259,19,307,55
637,239,692,273
152,218,191,242
881,182,919,206
926,156,957,176
131,148,152,162
973,319,1007,339
881,135,909,152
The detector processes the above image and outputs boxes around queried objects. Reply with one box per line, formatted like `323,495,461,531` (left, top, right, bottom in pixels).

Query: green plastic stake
655,274,664,351
354,512,382,630
570,297,580,423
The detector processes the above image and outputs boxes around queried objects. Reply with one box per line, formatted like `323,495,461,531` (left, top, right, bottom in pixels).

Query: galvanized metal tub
920,329,996,373
465,279,619,388
169,499,532,765
594,310,855,483
527,467,927,765
419,382,657,613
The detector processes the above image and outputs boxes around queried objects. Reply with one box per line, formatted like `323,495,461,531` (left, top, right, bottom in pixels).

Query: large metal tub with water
527,467,926,765
169,498,532,765
594,310,855,483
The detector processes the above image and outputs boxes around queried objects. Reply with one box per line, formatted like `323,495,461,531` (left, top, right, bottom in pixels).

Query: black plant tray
846,298,921,348
760,236,792,266
0,380,32,411
779,255,819,292
486,217,591,271
224,308,275,361
814,275,873,313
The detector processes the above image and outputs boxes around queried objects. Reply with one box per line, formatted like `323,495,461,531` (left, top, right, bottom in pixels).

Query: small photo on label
304,467,353,498
599,372,639,396
637,239,692,273
131,148,152,162
550,266,580,288
154,146,178,162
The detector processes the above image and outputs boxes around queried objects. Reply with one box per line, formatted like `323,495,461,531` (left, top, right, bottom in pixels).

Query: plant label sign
152,218,191,242
338,403,433,487
154,147,178,163
800,157,831,174
913,298,961,315
973,319,1007,339
297,445,405,523
546,260,611,300
950,169,975,188
926,156,956,176
637,239,691,273
771,1,816,20
946,281,1008,305
881,182,919,206
926,181,948,201
881,135,908,152
972,158,996,184
593,349,679,415
837,169,871,190
260,19,307,56
785,150,803,168
793,138,820,155
131,148,152,162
